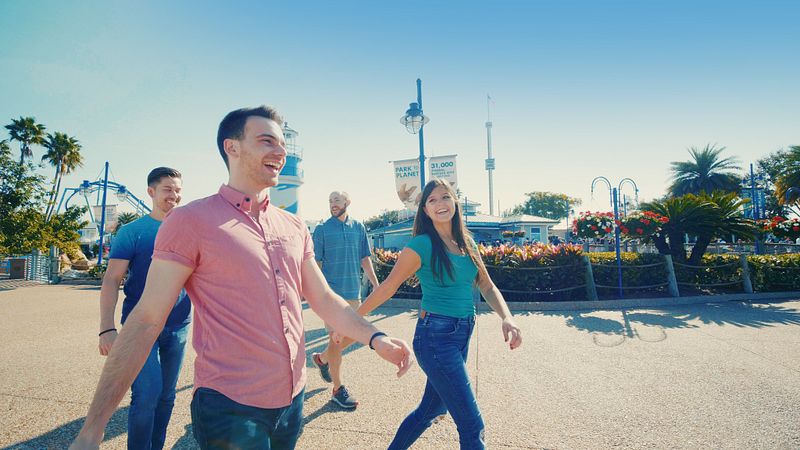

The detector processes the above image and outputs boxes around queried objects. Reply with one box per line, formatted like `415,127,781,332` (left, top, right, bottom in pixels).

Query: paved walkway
1,285,799,449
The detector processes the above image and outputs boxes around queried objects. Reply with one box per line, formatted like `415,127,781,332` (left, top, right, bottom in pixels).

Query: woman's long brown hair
411,179,487,285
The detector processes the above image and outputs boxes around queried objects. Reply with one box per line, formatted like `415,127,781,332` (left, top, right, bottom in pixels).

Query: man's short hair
329,191,350,202
217,106,284,168
147,167,182,187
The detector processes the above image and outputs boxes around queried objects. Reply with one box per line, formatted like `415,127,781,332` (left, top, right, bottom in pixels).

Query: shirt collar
326,215,351,226
218,184,270,212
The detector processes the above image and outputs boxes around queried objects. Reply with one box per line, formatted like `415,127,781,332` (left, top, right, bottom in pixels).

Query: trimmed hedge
481,243,585,302
587,252,669,298
374,244,587,302
748,254,800,292
372,246,800,302
673,254,743,294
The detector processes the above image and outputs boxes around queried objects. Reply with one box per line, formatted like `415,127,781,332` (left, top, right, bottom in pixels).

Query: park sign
392,155,458,210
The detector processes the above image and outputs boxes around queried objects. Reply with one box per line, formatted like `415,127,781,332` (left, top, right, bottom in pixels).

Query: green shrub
587,252,669,298
673,254,743,294
481,243,585,302
747,254,800,292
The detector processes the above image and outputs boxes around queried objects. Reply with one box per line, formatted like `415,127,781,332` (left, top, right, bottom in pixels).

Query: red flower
642,219,650,225
591,225,598,230
636,228,644,234
794,226,799,231
605,227,612,233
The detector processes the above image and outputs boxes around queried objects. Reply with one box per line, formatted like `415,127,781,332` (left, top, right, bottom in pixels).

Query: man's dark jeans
191,387,304,450
128,323,189,450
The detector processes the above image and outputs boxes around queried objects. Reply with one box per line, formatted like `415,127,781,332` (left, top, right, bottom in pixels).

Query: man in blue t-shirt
311,191,378,409
98,167,190,450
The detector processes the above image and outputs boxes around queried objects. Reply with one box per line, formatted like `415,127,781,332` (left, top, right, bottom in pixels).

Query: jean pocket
427,317,458,337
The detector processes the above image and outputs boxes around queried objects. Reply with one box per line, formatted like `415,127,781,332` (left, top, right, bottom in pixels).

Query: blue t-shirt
313,216,371,300
405,234,478,318
109,215,191,326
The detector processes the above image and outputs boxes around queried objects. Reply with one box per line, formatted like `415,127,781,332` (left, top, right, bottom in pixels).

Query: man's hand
98,330,118,356
502,318,523,350
372,335,414,377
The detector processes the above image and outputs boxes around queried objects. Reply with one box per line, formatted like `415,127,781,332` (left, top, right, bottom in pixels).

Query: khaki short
324,299,361,333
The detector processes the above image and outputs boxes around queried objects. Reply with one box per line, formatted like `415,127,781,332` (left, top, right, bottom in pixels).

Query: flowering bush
479,242,583,267
616,211,669,240
762,216,800,240
573,211,615,239
478,242,585,301
374,243,586,301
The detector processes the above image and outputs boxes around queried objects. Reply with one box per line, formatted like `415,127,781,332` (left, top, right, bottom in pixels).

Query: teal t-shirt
405,234,478,318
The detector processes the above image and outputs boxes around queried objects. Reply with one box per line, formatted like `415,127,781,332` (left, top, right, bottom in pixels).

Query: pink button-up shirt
153,184,313,408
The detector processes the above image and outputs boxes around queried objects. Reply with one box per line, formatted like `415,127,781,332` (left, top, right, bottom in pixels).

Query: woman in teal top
358,179,523,450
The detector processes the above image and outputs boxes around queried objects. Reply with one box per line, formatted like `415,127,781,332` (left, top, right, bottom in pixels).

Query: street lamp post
400,78,430,189
591,176,639,298
565,198,575,242
749,163,764,254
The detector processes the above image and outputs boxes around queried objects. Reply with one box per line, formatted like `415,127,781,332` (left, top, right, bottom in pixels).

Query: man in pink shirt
71,106,413,450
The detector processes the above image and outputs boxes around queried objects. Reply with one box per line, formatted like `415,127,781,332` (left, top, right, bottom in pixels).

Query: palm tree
5,116,46,164
642,192,756,264
41,132,83,220
642,195,717,262
687,191,755,264
775,145,800,211
669,144,742,196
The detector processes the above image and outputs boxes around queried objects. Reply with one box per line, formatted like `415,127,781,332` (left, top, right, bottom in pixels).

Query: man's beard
332,207,347,218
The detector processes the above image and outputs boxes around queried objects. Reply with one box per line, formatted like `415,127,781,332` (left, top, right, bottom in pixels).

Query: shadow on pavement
528,301,800,346
304,306,412,368
4,384,194,450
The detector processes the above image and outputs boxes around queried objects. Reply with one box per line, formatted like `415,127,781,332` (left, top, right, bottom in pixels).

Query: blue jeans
128,323,189,450
191,387,305,450
388,312,485,450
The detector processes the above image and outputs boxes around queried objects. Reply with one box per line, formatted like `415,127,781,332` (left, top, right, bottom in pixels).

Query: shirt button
280,300,285,305
284,328,289,334
275,269,280,274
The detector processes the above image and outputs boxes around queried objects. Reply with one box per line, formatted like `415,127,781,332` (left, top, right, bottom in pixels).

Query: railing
485,263,586,301
0,248,57,284
576,241,800,255
370,250,800,302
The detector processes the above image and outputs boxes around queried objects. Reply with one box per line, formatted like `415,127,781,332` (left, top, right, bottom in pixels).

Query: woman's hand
502,318,522,350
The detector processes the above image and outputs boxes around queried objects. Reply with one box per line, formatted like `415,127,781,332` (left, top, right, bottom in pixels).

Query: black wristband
98,328,117,337
368,331,387,350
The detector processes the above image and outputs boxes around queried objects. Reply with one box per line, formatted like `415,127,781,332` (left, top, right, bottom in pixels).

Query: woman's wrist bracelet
98,328,117,337
368,331,387,350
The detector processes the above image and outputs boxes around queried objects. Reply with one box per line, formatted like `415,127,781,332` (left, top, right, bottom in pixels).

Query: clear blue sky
2,0,798,223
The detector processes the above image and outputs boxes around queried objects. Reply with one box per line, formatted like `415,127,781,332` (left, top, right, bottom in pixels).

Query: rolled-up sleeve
304,226,316,262
153,207,200,270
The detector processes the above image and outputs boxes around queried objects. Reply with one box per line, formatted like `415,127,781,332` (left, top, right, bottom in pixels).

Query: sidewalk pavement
1,284,799,449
